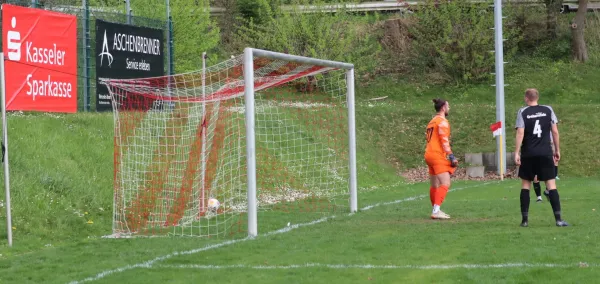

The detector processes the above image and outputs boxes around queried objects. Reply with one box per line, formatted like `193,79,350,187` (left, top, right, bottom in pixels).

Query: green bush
236,0,277,25
584,11,600,61
492,6,600,62
132,0,220,72
407,0,521,82
170,0,220,72
232,0,381,75
503,3,571,61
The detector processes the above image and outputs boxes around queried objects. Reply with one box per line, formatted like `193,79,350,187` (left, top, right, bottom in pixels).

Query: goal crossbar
250,48,355,70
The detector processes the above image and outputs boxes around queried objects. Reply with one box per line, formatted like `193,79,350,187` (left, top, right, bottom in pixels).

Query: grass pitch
1,178,599,283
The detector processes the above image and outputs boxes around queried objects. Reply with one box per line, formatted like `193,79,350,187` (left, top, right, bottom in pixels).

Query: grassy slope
357,57,600,177
0,113,114,254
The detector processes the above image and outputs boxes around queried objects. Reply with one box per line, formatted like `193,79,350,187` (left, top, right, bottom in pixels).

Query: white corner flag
490,121,502,137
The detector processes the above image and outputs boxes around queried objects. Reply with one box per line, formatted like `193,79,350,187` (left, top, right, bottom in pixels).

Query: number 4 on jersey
533,119,542,138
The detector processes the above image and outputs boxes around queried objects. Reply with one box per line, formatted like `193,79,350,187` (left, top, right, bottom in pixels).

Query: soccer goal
100,48,357,238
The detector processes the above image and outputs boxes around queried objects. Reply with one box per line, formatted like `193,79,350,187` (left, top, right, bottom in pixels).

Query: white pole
237,48,355,226
200,52,207,214
243,48,257,237
346,69,358,213
494,0,507,175
0,53,13,247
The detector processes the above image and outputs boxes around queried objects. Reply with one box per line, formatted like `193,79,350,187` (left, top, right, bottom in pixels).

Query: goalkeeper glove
448,154,458,167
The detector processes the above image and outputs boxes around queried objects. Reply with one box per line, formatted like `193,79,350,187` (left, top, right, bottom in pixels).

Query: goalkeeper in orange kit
424,98,458,219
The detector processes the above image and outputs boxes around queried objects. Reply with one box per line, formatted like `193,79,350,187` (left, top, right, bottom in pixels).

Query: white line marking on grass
69,182,494,284
68,217,332,284
361,182,497,211
152,262,596,270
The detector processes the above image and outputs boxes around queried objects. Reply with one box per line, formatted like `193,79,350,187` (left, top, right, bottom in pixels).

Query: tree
237,0,275,25
571,0,589,62
545,0,563,38
213,0,240,47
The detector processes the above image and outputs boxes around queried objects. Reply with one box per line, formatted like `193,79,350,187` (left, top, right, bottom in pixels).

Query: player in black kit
514,88,568,227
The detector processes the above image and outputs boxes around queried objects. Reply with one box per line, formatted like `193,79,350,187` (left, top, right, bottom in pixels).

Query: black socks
520,189,530,223
548,189,562,222
533,182,542,197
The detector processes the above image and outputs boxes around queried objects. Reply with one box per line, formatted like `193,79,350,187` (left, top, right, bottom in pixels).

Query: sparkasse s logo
6,17,21,61
98,30,113,67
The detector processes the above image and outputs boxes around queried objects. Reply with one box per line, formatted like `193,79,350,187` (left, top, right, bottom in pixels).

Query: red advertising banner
2,4,77,113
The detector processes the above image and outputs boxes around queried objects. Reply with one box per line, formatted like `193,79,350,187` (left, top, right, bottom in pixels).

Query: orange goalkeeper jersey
425,115,453,158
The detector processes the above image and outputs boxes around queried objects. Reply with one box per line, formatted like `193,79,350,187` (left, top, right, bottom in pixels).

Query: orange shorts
425,154,456,176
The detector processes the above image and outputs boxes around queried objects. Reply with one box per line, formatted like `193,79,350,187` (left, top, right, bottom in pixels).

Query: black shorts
518,155,556,181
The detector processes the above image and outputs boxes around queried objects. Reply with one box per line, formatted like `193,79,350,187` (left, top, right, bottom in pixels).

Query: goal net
101,48,357,238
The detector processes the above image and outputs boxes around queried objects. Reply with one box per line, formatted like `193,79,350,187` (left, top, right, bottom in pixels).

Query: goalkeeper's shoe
431,211,451,219
536,196,543,203
520,221,528,227
556,220,569,227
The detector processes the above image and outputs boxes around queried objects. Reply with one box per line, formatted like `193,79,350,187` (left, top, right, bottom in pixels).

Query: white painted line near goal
68,181,496,284
360,181,497,211
152,262,596,270
67,218,333,284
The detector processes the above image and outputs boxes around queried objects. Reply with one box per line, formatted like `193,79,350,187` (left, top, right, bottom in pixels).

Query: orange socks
434,185,449,206
429,186,436,206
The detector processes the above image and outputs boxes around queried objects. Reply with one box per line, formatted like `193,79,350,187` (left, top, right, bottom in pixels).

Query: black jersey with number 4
515,105,558,157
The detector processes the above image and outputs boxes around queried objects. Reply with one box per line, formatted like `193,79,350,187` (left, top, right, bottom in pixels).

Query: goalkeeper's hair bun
432,98,447,112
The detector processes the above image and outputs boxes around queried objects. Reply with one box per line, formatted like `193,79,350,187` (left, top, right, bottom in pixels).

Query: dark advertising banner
95,19,164,112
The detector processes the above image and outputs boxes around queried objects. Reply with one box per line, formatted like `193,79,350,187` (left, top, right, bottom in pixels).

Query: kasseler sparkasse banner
95,19,164,112
2,4,78,113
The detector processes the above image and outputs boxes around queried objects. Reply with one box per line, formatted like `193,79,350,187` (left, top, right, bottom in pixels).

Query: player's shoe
520,221,528,227
556,220,569,227
431,211,450,219
536,196,543,203
555,175,560,180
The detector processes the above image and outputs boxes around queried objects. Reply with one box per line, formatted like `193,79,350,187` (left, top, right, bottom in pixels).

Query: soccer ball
207,198,220,212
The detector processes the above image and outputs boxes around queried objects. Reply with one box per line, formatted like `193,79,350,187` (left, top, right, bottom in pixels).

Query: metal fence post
166,0,172,76
82,0,90,112
168,16,174,75
126,0,132,25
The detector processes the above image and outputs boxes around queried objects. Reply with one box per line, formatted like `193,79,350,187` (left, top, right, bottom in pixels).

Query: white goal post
102,47,357,238
242,48,357,237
